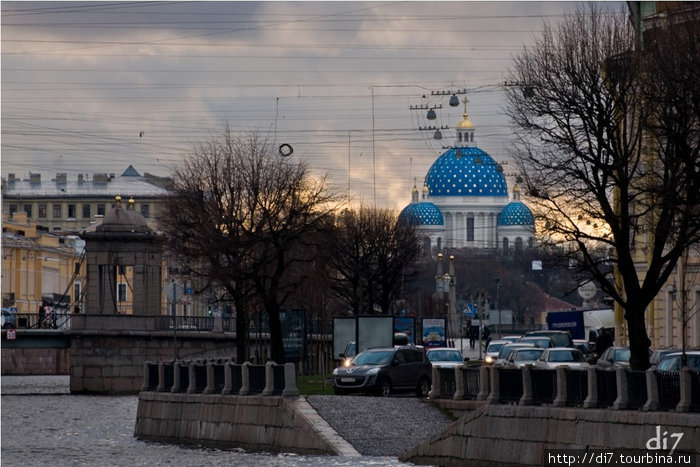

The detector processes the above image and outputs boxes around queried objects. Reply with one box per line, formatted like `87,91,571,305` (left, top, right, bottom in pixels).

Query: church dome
425,147,508,197
498,201,534,226
399,201,444,226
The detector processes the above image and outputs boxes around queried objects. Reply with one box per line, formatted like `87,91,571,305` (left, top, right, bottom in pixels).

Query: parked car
332,346,432,397
534,348,590,369
483,340,509,365
426,348,467,368
502,348,545,368
524,330,573,348
595,346,631,369
1,308,17,329
655,351,700,372
339,341,357,367
519,336,554,349
493,343,536,367
650,348,680,368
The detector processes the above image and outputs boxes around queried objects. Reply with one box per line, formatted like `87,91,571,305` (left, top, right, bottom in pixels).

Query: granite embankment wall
401,404,700,467
134,392,359,456
1,348,69,375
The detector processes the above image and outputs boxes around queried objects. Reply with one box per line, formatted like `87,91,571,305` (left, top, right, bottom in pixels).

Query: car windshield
352,350,393,366
515,349,544,361
548,350,584,362
498,345,529,360
522,338,550,348
657,354,700,371
428,350,462,362
614,349,631,362
486,342,504,353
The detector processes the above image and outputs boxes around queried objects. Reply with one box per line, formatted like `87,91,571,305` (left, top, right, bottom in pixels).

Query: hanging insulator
433,129,443,140
426,108,437,120
449,94,459,107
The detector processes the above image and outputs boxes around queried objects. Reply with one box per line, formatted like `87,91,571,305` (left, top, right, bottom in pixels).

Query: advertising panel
421,317,446,348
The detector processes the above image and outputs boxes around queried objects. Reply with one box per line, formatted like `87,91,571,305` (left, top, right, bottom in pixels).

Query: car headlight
332,368,341,375
485,355,495,364
366,367,380,375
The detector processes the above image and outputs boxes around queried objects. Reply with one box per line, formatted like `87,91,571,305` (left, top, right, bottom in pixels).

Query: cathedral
400,100,535,253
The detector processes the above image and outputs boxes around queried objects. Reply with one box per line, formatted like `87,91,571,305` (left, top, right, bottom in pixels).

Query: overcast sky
1,1,615,210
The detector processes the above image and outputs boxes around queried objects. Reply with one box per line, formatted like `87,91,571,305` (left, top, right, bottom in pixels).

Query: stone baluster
553,367,568,407
203,361,215,394
583,367,598,408
613,367,628,410
643,368,659,412
262,361,277,396
519,365,534,406
486,366,500,404
282,362,300,397
453,366,464,400
429,366,441,400
676,366,692,412
476,365,490,400
239,361,250,395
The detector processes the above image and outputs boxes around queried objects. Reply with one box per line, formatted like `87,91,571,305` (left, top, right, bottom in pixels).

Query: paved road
306,395,455,457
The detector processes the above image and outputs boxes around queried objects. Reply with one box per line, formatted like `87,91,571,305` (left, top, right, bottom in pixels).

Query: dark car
332,346,432,397
524,330,573,348
655,351,700,372
595,346,631,369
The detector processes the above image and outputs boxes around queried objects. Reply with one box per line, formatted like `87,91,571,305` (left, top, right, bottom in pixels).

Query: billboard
421,317,446,348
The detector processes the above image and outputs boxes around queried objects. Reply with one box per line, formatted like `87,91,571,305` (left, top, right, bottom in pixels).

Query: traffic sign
6,329,17,340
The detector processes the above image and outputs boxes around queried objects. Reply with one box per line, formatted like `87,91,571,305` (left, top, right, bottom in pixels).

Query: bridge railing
141,359,299,398
430,364,699,413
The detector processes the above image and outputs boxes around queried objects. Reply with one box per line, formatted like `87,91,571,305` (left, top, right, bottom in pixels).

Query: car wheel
415,377,431,398
376,377,391,397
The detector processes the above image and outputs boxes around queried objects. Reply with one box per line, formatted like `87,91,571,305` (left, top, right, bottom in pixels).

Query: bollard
141,362,151,392
156,361,166,392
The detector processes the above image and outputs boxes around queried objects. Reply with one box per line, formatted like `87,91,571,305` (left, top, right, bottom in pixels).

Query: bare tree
160,130,338,363
328,206,421,315
505,5,700,369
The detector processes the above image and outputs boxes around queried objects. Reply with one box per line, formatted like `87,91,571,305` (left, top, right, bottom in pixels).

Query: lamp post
495,278,501,338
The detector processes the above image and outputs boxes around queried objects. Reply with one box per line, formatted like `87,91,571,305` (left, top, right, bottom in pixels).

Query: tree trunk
626,301,651,370
234,297,248,363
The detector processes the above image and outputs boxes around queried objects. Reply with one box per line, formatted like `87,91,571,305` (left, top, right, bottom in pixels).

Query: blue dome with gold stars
399,201,444,226
425,147,508,197
498,201,534,226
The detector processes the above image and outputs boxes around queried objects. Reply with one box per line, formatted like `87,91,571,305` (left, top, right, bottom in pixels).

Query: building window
515,237,523,251
503,237,509,250
74,282,81,304
68,204,76,218
140,204,150,218
467,217,475,242
53,204,62,218
117,283,128,302
97,204,105,216
23,204,32,217
82,204,91,218
9,204,18,216
38,204,47,218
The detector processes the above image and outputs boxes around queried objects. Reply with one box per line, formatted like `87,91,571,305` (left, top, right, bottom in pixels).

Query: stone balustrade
430,364,699,413
141,359,299,397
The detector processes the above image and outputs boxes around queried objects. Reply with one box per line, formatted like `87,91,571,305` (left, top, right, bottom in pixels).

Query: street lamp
495,278,500,338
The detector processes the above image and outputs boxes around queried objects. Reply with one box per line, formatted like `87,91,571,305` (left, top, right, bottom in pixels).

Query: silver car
533,348,590,369
503,348,545,368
